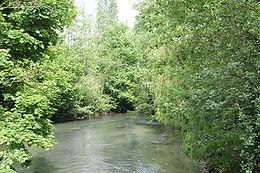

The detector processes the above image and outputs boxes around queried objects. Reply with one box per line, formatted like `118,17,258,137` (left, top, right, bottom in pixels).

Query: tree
96,0,118,33
95,23,144,112
135,0,259,172
0,0,76,170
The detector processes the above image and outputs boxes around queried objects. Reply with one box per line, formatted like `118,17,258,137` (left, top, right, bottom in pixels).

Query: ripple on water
18,114,202,173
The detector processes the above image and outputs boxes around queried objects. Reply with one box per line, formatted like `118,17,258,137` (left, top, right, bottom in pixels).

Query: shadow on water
22,157,57,173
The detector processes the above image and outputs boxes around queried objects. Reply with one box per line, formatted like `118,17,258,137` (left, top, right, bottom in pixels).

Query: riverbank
51,112,115,123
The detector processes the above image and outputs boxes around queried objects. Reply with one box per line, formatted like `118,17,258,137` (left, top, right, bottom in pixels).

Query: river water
19,114,202,173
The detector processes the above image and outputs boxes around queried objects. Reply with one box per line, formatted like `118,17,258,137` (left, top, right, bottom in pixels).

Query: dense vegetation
0,0,259,172
134,0,259,172
0,0,76,171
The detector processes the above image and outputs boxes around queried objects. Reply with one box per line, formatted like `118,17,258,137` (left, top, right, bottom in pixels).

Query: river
19,114,202,173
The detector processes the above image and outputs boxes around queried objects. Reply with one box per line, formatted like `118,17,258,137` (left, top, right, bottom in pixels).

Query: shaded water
19,114,201,173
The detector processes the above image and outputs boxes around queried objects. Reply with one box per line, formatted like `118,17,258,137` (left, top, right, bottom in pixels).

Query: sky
75,0,139,27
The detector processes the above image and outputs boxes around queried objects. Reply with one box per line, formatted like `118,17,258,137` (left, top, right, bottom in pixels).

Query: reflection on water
19,114,201,173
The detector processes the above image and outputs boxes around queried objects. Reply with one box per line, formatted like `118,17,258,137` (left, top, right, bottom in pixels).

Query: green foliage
0,168,17,173
97,0,118,33
64,20,145,113
65,9,145,113
0,0,76,61
0,0,76,170
0,46,85,169
96,24,144,112
73,75,114,115
135,0,260,172
62,13,116,116
1,0,258,172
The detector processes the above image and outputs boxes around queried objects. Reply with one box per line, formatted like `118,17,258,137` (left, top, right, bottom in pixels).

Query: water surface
20,114,201,173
